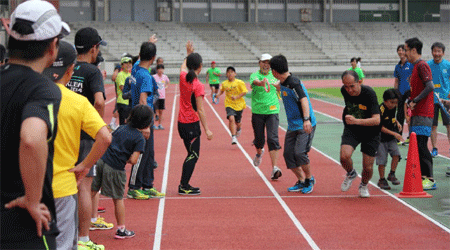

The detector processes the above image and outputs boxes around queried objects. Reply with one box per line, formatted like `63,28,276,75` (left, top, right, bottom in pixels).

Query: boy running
376,89,403,190
216,66,248,145
270,55,316,192
206,61,221,104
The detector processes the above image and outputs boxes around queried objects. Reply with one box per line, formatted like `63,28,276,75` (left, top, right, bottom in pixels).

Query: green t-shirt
249,70,279,115
207,67,221,84
115,71,130,105
348,67,365,81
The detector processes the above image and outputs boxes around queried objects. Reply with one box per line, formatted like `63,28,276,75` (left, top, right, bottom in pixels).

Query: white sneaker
236,129,242,138
253,148,265,167
341,170,357,192
358,183,370,198
231,136,238,145
271,166,282,180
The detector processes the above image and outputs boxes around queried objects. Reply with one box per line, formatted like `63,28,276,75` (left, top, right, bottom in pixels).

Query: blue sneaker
431,148,438,157
288,180,305,192
301,177,315,194
212,93,216,103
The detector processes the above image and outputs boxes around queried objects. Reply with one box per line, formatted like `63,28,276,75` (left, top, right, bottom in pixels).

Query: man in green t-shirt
348,57,365,84
249,54,282,180
206,61,221,104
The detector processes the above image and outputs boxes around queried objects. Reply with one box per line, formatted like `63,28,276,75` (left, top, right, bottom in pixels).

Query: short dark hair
139,42,156,61
397,44,405,51
156,64,164,70
156,57,163,64
431,42,445,53
127,104,153,129
7,21,56,61
269,54,288,74
226,66,236,73
350,57,357,63
341,70,359,82
405,37,423,55
383,88,400,101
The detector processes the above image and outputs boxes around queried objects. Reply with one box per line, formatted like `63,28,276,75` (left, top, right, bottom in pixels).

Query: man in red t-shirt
404,37,436,190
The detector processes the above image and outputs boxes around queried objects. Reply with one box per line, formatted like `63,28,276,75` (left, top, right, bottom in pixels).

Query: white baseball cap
9,0,70,41
260,53,272,61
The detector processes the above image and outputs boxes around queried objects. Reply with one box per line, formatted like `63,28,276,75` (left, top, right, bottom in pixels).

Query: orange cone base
395,191,433,198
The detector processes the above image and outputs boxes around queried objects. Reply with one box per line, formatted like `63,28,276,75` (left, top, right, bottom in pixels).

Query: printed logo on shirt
443,69,448,74
435,83,441,88
270,105,277,111
282,91,288,96
358,104,367,110
392,118,396,123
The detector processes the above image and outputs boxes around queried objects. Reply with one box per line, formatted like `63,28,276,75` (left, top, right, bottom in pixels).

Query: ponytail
186,69,197,83
185,53,203,83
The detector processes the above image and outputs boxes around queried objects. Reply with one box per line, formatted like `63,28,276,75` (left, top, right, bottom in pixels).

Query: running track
91,81,449,249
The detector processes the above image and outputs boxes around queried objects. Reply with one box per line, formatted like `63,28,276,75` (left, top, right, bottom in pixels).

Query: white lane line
153,85,178,250
207,99,321,250
311,97,450,234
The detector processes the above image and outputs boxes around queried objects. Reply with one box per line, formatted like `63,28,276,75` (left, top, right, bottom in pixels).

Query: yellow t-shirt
52,84,106,198
220,78,248,111
115,71,130,105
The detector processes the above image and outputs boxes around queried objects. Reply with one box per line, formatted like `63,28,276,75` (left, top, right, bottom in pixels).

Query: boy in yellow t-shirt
217,66,248,145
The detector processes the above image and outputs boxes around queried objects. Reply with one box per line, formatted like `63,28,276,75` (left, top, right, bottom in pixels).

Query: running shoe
90,217,114,230
127,189,150,200
422,179,437,190
214,97,219,104
431,148,438,157
77,240,105,250
387,173,401,185
141,188,165,198
236,129,242,138
212,93,216,103
253,148,265,167
114,228,136,239
231,136,238,145
97,206,105,213
358,183,370,198
157,124,164,130
301,178,314,194
155,115,159,121
178,185,201,195
287,180,305,192
271,166,282,180
341,169,357,192
377,178,391,190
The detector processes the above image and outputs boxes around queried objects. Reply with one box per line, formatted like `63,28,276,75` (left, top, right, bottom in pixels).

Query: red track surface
90,80,449,249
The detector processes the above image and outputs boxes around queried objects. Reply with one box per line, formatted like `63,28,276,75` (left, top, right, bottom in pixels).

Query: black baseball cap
75,27,107,50
43,40,77,81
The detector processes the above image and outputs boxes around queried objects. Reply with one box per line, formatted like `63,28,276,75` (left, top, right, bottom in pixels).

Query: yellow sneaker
90,217,114,230
77,240,105,250
141,188,165,198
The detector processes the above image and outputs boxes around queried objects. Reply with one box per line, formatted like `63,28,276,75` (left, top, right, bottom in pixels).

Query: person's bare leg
361,153,375,184
269,149,279,169
78,177,93,239
229,116,236,135
340,145,355,173
431,126,438,149
91,192,100,220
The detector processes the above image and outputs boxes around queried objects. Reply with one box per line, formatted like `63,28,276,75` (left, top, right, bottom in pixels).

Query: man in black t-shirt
339,70,381,198
68,27,112,248
0,0,69,248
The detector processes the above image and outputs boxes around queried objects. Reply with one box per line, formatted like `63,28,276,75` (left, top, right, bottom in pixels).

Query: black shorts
155,99,165,110
341,127,380,157
178,121,201,141
226,107,243,123
432,103,450,126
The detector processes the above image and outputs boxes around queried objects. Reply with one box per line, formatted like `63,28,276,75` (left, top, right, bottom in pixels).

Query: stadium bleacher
63,21,449,79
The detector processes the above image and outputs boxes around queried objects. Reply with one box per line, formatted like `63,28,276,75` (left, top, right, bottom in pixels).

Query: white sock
91,217,97,223
79,236,89,242
110,117,116,125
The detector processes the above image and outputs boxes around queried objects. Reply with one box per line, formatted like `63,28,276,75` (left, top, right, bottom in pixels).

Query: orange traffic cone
395,132,432,198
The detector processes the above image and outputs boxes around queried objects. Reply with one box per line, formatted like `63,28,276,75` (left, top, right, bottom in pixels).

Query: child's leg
390,155,400,173
158,109,163,126
228,115,237,135
113,199,125,226
290,166,305,181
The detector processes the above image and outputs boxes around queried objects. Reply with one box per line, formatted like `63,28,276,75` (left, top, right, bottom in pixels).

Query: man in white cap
249,54,282,180
1,0,69,248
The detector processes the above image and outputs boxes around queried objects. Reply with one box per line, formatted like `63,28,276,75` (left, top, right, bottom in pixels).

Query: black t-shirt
341,84,381,136
67,61,105,139
379,103,398,142
0,64,61,242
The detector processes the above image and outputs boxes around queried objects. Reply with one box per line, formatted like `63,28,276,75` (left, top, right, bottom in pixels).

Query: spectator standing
152,64,170,130
348,57,365,84
427,42,450,158
404,37,435,190
0,1,68,248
